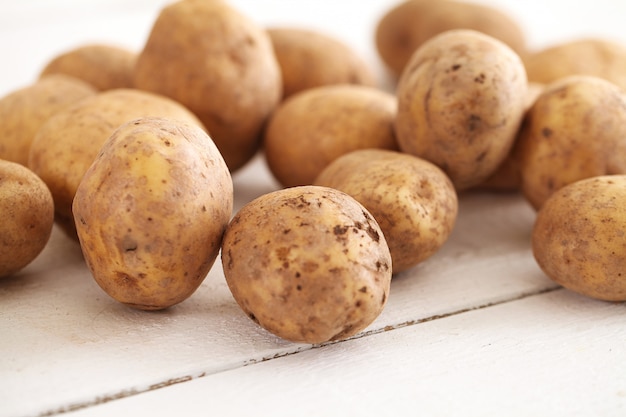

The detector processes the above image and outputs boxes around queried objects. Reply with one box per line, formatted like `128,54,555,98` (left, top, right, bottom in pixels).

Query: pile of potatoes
1,0,625,344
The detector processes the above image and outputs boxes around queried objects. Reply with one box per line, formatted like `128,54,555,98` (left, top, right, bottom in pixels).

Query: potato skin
517,75,626,210
268,27,376,98
133,0,282,172
73,117,233,310
375,0,526,79
532,175,626,301
314,149,458,273
28,88,205,239
0,74,96,166
264,84,398,188
40,43,137,91
395,29,528,190
0,160,54,278
524,38,626,90
221,185,392,344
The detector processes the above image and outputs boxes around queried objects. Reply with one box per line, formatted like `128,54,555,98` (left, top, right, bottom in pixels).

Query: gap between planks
39,285,563,417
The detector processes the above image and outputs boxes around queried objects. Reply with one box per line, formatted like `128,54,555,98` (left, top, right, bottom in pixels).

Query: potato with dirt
133,0,282,172
27,88,205,239
40,43,137,91
264,84,398,188
516,75,626,210
395,29,528,191
221,185,392,344
73,117,233,310
314,149,458,273
0,160,54,278
268,27,376,98
0,74,96,166
532,175,626,301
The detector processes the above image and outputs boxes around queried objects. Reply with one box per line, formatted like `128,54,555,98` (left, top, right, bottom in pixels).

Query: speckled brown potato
474,82,545,192
375,0,527,79
267,27,377,99
264,84,398,188
0,160,54,278
524,38,626,90
73,117,233,310
516,75,626,210
395,29,528,191
221,185,392,344
532,175,626,301
39,43,137,91
28,88,205,239
314,149,458,273
0,74,96,165
133,0,282,172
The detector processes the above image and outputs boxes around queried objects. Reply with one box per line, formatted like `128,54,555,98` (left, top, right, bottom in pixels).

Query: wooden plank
67,289,626,417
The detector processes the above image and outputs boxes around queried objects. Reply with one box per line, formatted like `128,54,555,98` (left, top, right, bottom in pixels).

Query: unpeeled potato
73,117,233,310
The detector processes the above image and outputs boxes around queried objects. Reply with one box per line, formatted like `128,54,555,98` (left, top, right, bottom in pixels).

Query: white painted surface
1,1,625,417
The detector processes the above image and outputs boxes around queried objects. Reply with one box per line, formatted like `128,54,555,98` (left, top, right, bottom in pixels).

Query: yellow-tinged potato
524,38,626,90
264,84,398,188
221,185,391,344
532,175,626,301
0,160,54,278
39,43,137,91
73,117,233,310
0,74,96,165
517,75,626,210
395,29,528,191
267,27,376,99
133,0,282,172
314,149,458,273
28,88,205,239
375,0,527,79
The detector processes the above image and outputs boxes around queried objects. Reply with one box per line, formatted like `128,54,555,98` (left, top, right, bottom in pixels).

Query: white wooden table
1,1,625,416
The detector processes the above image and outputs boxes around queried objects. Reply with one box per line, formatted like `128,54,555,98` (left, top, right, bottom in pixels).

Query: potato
39,43,137,91
375,0,527,79
133,0,282,172
264,84,398,188
314,149,458,273
0,160,54,278
221,185,391,344
516,75,626,210
532,175,626,301
473,82,545,192
0,74,96,166
267,27,376,99
28,88,205,239
73,117,233,310
395,29,528,191
524,38,626,90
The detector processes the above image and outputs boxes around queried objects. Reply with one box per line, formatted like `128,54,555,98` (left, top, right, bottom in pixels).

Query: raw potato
474,82,545,192
314,149,458,273
264,84,398,188
40,43,137,91
133,0,282,172
73,117,233,310
0,74,96,165
28,88,205,239
532,175,626,301
395,29,528,190
516,75,626,210
524,38,626,90
375,0,527,79
268,27,376,98
0,160,54,278
221,185,392,344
